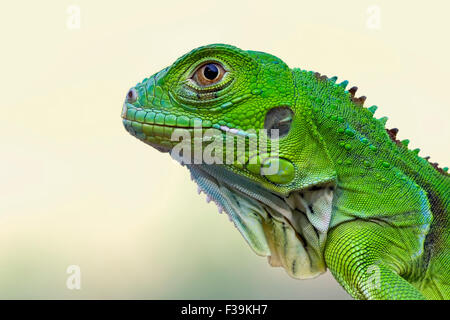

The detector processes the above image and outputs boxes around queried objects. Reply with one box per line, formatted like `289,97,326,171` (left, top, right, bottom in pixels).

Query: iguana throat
186,163,333,279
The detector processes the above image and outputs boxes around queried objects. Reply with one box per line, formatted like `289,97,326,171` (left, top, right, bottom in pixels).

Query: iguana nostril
127,88,137,103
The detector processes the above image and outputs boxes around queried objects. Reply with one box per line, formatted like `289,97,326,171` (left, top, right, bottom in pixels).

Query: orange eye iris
192,63,226,87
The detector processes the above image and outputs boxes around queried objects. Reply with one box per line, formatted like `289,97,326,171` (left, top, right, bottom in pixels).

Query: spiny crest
313,72,328,83
368,105,378,114
314,72,368,107
339,80,349,88
348,86,358,97
379,117,388,125
427,160,447,175
314,71,448,176
386,127,448,175
385,124,448,175
386,128,402,147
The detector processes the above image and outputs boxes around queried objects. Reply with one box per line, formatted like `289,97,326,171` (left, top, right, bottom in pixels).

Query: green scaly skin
122,44,449,300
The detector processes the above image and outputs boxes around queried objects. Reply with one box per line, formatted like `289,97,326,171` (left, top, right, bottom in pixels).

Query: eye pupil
203,64,219,80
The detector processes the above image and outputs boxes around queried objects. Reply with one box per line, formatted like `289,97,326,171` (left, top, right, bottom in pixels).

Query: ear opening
264,106,294,139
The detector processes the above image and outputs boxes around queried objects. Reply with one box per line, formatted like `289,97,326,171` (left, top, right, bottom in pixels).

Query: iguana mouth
122,102,260,154
122,101,211,153
122,116,229,155
185,163,333,279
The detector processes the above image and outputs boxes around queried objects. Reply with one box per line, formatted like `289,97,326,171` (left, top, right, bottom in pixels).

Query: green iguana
121,44,449,300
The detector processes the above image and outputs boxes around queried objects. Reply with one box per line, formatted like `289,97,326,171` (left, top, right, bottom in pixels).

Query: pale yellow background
0,0,448,299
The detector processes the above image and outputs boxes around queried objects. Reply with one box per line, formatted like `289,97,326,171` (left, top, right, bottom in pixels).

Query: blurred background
0,0,448,299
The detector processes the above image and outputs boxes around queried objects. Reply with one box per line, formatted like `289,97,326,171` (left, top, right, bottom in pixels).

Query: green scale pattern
122,44,449,300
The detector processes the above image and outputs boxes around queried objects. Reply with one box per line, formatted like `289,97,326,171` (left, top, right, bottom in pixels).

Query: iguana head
122,44,336,279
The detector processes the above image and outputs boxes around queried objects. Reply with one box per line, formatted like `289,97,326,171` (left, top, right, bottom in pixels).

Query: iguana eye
192,63,226,87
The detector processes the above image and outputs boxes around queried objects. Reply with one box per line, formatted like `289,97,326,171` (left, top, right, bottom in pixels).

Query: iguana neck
292,68,448,186
292,68,449,237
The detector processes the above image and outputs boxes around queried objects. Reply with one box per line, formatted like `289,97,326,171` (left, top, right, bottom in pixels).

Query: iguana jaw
122,105,253,156
185,163,331,279
122,100,214,153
